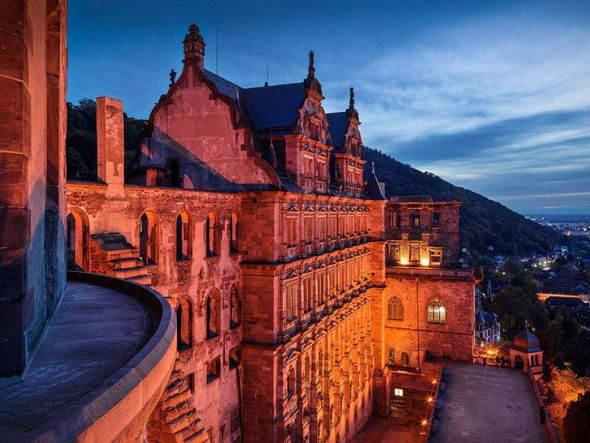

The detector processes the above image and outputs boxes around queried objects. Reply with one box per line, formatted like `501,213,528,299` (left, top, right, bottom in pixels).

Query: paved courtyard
431,361,547,443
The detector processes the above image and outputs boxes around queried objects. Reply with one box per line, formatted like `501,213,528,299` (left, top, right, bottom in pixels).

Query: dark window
230,286,240,329
206,213,216,257
176,299,192,350
207,290,220,339
207,357,221,383
401,352,409,366
229,213,238,253
176,214,190,261
387,297,404,320
432,212,441,227
411,212,421,228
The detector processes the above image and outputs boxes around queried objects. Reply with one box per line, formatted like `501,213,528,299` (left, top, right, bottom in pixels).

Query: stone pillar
96,97,125,188
0,0,67,377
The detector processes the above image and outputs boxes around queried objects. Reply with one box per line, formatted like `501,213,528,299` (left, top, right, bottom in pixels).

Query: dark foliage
66,99,147,180
364,147,562,257
563,391,590,443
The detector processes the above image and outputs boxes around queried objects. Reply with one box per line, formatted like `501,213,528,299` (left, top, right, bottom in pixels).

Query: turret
183,24,205,70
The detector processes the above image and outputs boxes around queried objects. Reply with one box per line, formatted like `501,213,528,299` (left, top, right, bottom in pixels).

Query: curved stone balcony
0,271,176,442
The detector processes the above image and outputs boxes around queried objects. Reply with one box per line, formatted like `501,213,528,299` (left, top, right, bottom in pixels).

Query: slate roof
204,70,241,107
475,309,499,328
326,112,348,149
511,329,542,353
365,164,387,200
241,83,306,134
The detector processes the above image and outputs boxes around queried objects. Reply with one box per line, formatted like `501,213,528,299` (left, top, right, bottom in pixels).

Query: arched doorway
139,212,157,265
66,209,89,270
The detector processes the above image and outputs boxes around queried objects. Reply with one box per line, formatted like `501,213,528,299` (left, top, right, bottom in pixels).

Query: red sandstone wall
146,64,277,189
381,274,475,365
67,183,241,443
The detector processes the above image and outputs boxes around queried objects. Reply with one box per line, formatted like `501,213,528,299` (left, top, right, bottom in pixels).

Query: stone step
184,427,208,443
175,419,204,441
112,266,149,279
127,274,152,286
110,257,143,270
162,389,192,409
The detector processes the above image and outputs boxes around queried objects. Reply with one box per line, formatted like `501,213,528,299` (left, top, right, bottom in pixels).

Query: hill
65,99,561,257
364,147,561,257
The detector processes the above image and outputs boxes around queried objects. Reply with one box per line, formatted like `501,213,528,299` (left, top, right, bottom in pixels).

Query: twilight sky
68,0,590,215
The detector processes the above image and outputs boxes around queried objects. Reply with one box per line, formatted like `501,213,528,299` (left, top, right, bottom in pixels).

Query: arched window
229,212,238,253
427,298,446,324
176,299,192,350
287,367,296,398
230,285,240,329
401,352,409,366
176,213,190,261
205,213,217,257
387,296,404,321
206,289,220,339
388,348,395,366
139,212,157,265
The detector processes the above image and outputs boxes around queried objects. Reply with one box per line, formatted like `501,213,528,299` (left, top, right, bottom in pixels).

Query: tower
183,24,206,70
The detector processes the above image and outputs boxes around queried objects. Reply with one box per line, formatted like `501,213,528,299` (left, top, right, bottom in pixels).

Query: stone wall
0,0,67,377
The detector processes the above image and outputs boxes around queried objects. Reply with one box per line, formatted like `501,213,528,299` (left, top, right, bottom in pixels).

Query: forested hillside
364,148,561,256
66,99,561,257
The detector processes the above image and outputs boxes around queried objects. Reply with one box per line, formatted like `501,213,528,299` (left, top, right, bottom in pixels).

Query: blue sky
68,0,590,215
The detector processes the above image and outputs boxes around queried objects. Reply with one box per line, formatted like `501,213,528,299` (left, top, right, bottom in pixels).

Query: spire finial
349,87,355,109
371,161,376,173
308,50,315,79
183,23,206,70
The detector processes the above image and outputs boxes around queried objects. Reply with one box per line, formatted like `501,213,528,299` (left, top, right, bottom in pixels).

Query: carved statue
169,68,177,86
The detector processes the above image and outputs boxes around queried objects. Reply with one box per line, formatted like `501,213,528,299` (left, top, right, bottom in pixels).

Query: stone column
96,97,125,190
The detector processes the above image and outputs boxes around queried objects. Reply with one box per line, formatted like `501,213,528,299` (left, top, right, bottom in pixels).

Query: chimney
183,24,206,70
96,97,124,187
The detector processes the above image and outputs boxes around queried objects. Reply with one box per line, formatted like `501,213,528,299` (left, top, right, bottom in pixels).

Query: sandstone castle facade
63,25,478,443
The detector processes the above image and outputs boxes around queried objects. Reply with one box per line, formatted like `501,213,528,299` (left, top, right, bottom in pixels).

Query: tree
563,391,590,443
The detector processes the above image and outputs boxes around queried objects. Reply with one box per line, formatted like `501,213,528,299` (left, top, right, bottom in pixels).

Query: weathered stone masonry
65,24,478,443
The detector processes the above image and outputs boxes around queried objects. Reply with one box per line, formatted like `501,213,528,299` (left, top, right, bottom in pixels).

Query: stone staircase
158,358,209,443
89,233,152,285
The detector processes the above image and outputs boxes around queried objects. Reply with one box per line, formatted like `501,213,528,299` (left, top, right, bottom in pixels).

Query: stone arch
176,298,193,351
139,210,158,265
205,211,218,257
229,283,240,329
66,208,89,270
206,288,221,339
175,211,191,261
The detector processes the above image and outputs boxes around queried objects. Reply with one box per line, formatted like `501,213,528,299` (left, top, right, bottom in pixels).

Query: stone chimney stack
96,97,124,186
183,24,206,70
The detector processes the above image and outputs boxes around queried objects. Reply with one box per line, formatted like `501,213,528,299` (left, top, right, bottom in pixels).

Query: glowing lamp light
427,396,433,403
400,258,409,265
421,419,428,426
431,379,437,385
420,258,430,266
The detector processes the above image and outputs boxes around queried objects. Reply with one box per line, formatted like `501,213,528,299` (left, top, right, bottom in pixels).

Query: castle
0,5,478,442
65,25,478,442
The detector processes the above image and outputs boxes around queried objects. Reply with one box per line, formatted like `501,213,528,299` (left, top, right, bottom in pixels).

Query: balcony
0,271,176,442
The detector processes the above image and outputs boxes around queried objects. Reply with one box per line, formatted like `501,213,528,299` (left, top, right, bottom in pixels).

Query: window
387,297,404,320
428,299,446,324
432,211,441,227
429,249,442,266
229,346,240,370
410,244,420,263
285,284,298,321
303,278,313,311
394,388,404,397
207,357,221,383
387,242,400,264
318,216,326,240
176,213,190,261
229,212,238,253
286,217,298,247
230,285,240,329
304,217,314,244
287,367,296,398
206,213,217,257
388,348,395,366
401,352,409,366
411,212,421,228
176,299,192,350
139,212,157,265
207,290,220,339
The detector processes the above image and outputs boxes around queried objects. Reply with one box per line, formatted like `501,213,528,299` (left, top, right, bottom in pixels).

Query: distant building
510,328,544,379
475,309,501,346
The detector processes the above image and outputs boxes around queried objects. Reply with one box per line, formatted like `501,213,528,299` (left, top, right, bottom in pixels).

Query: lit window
428,299,446,324
387,296,404,320
394,388,404,397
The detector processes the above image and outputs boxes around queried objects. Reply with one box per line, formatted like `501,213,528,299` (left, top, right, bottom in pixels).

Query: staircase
158,358,209,443
89,233,152,285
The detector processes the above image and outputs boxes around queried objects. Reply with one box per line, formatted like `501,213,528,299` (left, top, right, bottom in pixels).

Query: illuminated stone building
61,24,479,443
